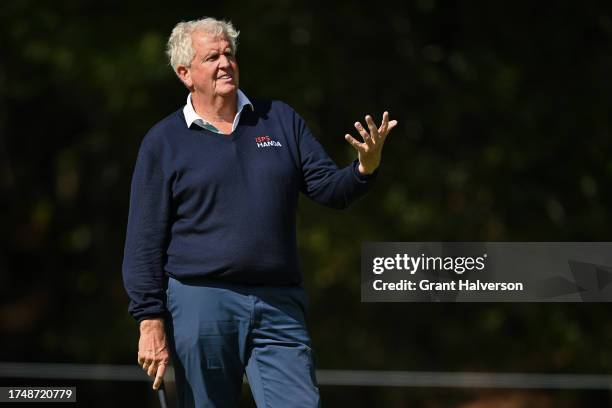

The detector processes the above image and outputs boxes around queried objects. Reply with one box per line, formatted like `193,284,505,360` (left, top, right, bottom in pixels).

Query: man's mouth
218,74,233,80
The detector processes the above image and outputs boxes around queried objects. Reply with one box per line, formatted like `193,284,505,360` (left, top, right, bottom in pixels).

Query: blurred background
2,0,612,406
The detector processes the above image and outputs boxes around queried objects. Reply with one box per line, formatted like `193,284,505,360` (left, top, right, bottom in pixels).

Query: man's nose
219,54,231,68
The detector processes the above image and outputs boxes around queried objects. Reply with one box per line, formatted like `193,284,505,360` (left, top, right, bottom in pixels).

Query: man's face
179,31,239,97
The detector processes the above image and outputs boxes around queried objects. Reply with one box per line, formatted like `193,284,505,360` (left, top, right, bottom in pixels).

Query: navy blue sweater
122,99,376,321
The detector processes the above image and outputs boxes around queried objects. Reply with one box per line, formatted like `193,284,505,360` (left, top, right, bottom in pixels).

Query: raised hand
345,111,398,175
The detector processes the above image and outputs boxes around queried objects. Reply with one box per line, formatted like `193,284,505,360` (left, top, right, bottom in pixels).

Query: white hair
166,17,240,74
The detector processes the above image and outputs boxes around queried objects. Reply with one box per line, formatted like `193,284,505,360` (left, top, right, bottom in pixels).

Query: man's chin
215,84,238,97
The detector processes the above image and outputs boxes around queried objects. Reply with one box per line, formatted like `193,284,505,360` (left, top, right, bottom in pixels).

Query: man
122,17,397,407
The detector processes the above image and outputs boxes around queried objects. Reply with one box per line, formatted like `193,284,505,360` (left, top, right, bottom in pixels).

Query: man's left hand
345,111,398,175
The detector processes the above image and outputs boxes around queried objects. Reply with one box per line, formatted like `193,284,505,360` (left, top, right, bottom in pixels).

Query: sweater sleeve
294,108,378,209
122,138,171,322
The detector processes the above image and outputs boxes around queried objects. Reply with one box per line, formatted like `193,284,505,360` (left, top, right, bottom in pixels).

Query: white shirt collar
182,89,253,133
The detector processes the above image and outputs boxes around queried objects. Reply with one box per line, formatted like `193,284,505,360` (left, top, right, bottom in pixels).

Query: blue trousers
165,277,321,407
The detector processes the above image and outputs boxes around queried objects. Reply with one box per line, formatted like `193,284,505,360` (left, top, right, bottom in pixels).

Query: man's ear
176,65,192,89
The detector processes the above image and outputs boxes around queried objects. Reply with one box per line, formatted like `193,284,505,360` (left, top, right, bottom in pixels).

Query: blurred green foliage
2,0,612,406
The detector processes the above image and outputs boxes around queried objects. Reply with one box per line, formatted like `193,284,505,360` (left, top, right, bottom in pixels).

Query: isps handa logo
255,135,282,148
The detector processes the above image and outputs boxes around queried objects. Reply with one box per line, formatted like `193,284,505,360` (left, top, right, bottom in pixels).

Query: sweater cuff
137,315,165,324
136,313,166,323
352,159,379,183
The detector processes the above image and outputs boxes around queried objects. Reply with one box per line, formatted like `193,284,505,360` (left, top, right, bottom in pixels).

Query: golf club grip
157,381,169,408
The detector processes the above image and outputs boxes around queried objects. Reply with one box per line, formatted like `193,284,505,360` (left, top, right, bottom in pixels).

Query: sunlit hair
166,17,240,74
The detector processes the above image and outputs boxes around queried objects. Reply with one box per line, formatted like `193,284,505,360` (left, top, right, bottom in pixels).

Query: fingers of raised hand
379,111,389,136
365,115,379,141
345,134,365,152
354,122,372,145
387,119,398,134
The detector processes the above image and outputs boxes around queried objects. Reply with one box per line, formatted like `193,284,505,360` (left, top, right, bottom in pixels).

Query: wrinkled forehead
191,31,232,53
